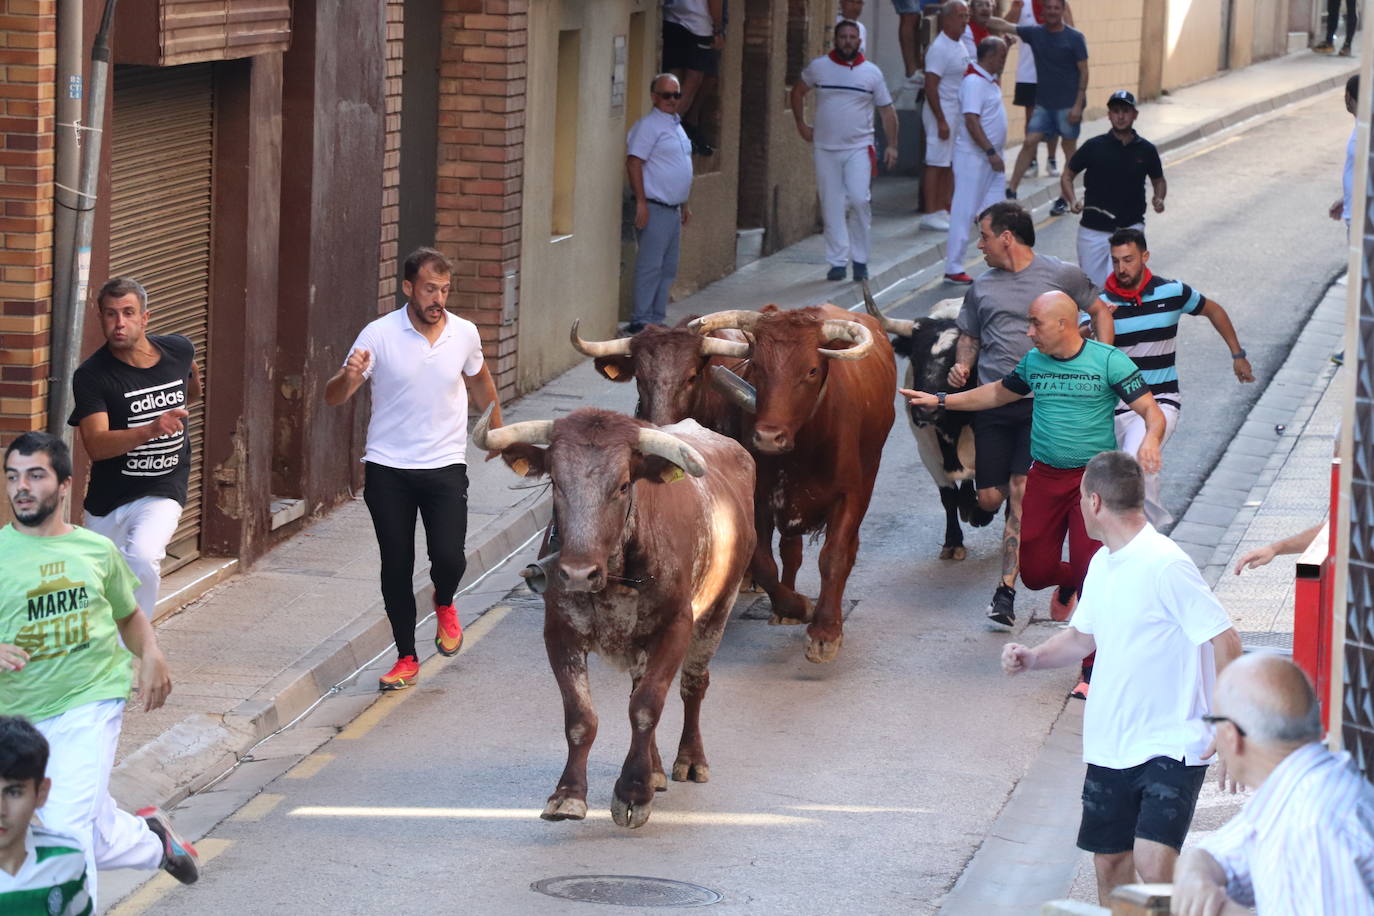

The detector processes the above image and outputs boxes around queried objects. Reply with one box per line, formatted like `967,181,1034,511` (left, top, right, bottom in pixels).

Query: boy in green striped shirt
0,716,92,916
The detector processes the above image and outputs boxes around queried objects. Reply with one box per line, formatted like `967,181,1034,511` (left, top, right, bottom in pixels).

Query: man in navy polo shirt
1059,90,1167,286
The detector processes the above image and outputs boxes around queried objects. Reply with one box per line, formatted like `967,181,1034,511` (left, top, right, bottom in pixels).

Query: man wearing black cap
1058,90,1165,286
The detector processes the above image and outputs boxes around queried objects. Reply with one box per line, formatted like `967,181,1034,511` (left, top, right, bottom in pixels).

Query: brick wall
377,0,403,314
436,0,526,400
0,2,55,441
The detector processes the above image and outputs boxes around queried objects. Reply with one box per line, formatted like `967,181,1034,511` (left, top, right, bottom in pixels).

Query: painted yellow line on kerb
285,753,334,780
337,603,514,741
230,792,284,822
109,838,232,916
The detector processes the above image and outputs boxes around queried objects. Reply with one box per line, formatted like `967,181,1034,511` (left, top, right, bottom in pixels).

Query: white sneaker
1047,157,1060,177
921,210,951,231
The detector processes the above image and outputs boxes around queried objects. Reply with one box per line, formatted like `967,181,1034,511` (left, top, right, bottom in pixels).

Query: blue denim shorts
1027,105,1081,141
891,0,930,14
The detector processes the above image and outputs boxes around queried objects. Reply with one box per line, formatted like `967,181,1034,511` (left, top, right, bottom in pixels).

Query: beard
11,491,59,527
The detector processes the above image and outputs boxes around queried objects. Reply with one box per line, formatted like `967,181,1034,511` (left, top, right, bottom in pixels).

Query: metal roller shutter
109,64,214,569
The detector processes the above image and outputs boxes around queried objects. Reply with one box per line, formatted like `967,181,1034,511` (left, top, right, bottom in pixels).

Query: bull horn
688,310,763,335
472,405,555,451
636,428,707,478
569,319,634,358
699,335,751,359
818,319,876,360
860,280,915,337
709,365,758,413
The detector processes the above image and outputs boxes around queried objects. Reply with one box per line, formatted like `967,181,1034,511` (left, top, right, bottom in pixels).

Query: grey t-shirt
957,254,1100,385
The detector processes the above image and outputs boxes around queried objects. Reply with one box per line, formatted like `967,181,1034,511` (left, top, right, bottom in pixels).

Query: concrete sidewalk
108,46,1358,838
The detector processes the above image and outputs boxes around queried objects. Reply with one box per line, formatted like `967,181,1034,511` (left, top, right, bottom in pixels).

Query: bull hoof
672,758,711,783
611,793,652,829
652,770,668,792
939,545,967,561
805,634,843,664
541,796,588,821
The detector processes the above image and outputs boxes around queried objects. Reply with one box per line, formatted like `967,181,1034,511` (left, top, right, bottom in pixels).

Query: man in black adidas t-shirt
68,277,201,617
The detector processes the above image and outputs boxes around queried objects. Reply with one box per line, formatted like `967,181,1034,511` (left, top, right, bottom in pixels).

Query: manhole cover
531,875,722,908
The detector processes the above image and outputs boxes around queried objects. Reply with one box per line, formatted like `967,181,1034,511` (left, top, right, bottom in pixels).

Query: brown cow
473,406,756,829
690,304,896,663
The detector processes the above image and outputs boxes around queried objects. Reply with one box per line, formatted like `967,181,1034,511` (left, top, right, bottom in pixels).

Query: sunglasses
1201,714,1247,737
655,91,683,100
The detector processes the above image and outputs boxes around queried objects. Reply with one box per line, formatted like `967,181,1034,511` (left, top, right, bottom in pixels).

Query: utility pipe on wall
49,0,82,436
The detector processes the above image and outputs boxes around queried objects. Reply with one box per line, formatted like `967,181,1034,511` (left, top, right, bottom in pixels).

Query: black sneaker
137,807,200,885
987,585,1016,627
851,262,868,282
826,265,847,281
1050,197,1068,216
1005,187,1018,200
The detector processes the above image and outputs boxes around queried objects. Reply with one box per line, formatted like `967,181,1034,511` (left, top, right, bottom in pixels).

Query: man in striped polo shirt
0,717,92,916
1098,228,1252,527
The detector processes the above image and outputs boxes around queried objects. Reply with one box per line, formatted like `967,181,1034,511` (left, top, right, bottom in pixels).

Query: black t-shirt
68,334,196,515
1068,131,1164,232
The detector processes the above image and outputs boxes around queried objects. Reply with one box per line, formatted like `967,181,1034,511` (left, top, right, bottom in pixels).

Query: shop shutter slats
109,64,214,567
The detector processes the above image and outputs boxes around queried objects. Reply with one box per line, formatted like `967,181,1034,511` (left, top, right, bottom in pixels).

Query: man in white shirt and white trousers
1001,450,1242,906
945,35,1009,282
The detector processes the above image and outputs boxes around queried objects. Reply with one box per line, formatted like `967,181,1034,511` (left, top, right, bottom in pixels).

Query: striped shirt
1100,273,1205,411
0,826,92,916
1198,742,1374,914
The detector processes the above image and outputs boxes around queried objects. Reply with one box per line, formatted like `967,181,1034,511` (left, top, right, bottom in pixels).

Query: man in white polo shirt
1001,450,1242,905
945,36,1008,282
625,73,694,334
791,19,897,282
325,247,504,691
918,1,970,234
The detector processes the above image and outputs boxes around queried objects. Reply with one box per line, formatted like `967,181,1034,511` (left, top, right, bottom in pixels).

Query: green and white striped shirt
0,826,92,916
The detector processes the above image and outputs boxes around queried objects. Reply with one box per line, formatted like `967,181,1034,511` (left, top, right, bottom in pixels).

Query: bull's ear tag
604,364,621,380
660,465,685,484
511,457,532,477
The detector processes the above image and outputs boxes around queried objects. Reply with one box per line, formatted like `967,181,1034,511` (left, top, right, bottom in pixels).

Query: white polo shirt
923,32,970,126
954,63,1006,156
664,0,712,37
345,305,486,469
1069,524,1233,770
1015,1,1038,83
800,53,892,150
626,107,694,206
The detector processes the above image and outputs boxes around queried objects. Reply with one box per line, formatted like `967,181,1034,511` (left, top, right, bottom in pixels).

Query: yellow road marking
336,603,513,741
287,805,813,826
230,793,284,821
109,838,231,916
284,753,334,780
1164,133,1244,168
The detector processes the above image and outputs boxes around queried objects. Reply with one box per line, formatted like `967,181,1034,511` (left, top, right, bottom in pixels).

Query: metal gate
108,64,214,569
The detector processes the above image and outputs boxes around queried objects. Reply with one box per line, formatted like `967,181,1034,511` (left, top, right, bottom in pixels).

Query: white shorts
922,103,953,167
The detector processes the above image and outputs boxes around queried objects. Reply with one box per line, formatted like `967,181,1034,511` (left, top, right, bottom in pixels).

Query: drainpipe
47,0,117,440
49,0,81,435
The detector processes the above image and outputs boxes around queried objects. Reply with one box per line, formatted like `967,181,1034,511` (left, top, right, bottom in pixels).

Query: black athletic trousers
363,461,469,658
1327,0,1357,43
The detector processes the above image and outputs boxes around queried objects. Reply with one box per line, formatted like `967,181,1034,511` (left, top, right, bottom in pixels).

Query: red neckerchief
828,49,866,68
965,63,998,84
970,22,989,43
1104,267,1153,305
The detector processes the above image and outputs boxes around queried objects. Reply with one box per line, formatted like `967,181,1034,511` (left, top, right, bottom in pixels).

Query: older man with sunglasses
624,73,695,333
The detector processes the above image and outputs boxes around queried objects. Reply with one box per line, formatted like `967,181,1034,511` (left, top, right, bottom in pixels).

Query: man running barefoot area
325,248,504,691
0,433,199,908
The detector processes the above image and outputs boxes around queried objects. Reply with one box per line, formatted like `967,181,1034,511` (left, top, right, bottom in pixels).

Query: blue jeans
631,201,682,326
1027,105,1081,141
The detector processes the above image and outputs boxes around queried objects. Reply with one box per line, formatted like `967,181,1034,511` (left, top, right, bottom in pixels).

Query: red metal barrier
1294,458,1339,731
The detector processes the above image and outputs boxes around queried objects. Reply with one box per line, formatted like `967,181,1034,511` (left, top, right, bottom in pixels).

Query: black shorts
972,399,1033,489
663,21,719,77
1077,756,1208,854
1013,82,1037,108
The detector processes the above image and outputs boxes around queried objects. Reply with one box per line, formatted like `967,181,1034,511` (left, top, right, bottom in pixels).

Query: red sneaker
1049,586,1078,621
434,602,464,657
944,272,974,284
378,655,419,691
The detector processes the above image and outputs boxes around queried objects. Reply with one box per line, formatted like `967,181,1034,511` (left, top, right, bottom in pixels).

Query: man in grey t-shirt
946,202,1110,628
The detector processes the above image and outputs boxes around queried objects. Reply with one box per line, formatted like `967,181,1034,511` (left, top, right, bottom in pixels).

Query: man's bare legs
1093,840,1178,907
1007,130,1045,195
921,164,954,215
899,13,921,78
978,474,1025,590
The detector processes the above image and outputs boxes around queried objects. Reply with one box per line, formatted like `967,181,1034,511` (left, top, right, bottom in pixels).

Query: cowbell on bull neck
1104,267,1154,306
827,49,866,68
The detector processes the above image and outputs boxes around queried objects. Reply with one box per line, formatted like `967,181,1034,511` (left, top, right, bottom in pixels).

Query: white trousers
1077,221,1143,288
35,699,163,908
1115,402,1180,528
946,148,1007,275
814,145,873,268
84,496,183,616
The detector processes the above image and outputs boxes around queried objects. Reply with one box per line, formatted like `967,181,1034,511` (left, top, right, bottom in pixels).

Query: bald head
1030,291,1078,324
1216,654,1322,745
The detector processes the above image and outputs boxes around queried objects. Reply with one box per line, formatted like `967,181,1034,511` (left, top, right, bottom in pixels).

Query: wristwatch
984,147,997,157
937,392,947,409
1231,348,1247,360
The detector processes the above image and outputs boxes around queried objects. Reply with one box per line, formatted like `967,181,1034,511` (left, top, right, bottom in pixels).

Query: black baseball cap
1107,90,1137,109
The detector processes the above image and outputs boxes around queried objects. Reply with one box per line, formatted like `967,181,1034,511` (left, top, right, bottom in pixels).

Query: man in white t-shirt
325,247,504,691
792,20,898,282
1000,450,1242,906
919,1,971,232
945,36,1008,282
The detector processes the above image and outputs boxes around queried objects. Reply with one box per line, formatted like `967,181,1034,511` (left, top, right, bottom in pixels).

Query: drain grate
531,875,722,908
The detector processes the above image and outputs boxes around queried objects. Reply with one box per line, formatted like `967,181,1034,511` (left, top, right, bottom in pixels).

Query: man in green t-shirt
904,293,1165,684
0,432,198,906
